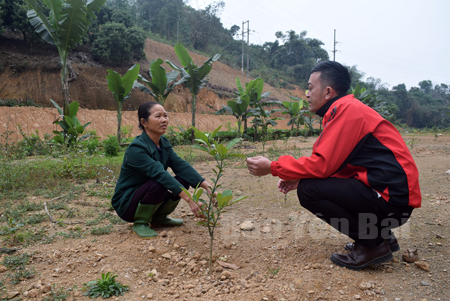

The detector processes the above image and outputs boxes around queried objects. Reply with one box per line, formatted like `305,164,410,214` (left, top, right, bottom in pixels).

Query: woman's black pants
121,176,189,223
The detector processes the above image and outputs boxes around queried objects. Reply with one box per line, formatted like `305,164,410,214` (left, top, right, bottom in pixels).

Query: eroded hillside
0,34,305,113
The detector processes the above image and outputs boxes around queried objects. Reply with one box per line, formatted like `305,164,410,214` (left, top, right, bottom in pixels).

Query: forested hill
0,0,449,128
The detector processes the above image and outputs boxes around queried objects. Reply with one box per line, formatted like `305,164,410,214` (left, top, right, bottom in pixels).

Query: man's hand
278,179,300,194
246,156,272,176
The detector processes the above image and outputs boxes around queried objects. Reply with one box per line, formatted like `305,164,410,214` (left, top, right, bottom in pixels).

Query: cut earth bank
0,106,294,142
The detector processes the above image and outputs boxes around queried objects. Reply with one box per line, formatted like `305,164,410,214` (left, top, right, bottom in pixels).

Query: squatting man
246,61,421,271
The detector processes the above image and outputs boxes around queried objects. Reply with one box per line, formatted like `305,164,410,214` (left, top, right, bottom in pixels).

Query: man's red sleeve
270,102,369,180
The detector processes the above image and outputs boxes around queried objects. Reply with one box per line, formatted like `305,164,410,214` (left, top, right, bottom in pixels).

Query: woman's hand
200,180,213,196
278,179,300,194
187,199,205,218
179,191,205,218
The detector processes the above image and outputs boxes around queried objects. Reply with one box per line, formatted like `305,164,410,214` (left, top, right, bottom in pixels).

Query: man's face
306,72,328,113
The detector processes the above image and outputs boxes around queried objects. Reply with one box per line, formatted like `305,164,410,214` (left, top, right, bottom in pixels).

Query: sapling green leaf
194,138,208,145
211,125,222,138
228,153,247,158
186,126,247,275
226,138,241,150
192,145,208,152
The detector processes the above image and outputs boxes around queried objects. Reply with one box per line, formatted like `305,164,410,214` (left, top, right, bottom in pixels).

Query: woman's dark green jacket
112,131,203,217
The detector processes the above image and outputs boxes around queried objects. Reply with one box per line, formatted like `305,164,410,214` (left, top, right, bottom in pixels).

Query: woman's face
141,104,169,136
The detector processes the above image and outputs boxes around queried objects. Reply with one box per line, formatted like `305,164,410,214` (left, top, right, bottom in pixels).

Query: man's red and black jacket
271,94,421,208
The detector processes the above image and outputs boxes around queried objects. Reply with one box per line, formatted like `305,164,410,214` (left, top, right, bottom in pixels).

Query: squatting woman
112,101,211,238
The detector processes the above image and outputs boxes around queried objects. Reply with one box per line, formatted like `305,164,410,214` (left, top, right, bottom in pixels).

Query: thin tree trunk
209,234,213,275
117,102,123,145
61,60,70,116
191,93,196,143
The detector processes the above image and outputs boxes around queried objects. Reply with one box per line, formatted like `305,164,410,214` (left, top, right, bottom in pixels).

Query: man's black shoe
345,237,400,252
331,240,393,271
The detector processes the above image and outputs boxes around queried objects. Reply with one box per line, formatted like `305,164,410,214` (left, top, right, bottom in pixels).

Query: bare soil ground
0,133,449,301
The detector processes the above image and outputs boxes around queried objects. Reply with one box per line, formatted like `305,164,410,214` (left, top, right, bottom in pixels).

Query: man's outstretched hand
246,156,272,176
278,179,300,194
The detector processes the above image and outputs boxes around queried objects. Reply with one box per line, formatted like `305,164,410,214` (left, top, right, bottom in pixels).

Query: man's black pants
297,178,413,248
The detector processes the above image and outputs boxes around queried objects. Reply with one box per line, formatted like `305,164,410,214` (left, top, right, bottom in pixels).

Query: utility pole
246,21,250,78
241,21,244,75
240,21,250,77
332,29,338,61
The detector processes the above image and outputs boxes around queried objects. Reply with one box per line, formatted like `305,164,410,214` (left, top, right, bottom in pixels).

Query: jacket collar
141,131,170,167
315,93,347,117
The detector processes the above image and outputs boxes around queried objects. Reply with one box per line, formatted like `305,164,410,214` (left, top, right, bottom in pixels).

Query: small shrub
103,136,120,157
86,139,99,155
83,272,129,299
43,284,68,301
0,280,6,300
0,98,40,107
1,253,31,269
8,265,36,284
121,125,133,141
16,125,52,156
2,253,35,284
90,224,113,235
164,125,191,146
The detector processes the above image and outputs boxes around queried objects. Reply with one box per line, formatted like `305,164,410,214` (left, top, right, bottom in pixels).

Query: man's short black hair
310,61,351,94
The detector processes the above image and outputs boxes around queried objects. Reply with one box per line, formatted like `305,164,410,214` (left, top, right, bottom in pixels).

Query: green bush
91,22,146,63
103,136,120,156
86,139,99,155
16,125,53,156
0,98,40,107
164,125,191,146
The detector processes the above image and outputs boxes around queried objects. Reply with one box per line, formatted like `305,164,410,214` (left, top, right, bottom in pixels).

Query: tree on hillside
0,0,5,34
346,65,365,87
393,83,406,91
418,80,433,94
185,1,227,50
0,0,46,52
91,22,145,64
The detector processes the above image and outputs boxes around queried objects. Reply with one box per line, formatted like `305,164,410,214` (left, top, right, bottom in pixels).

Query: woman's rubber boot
151,199,183,227
132,203,161,239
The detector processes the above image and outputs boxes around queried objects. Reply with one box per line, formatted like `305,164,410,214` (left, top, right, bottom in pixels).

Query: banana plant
51,99,90,146
166,43,220,142
106,63,140,145
25,0,106,116
181,126,247,275
216,77,276,135
283,97,305,135
351,84,392,119
301,99,318,136
250,107,282,152
133,58,188,106
215,79,251,136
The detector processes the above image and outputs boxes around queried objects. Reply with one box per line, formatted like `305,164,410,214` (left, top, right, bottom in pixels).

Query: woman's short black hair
138,101,160,130
310,61,351,94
